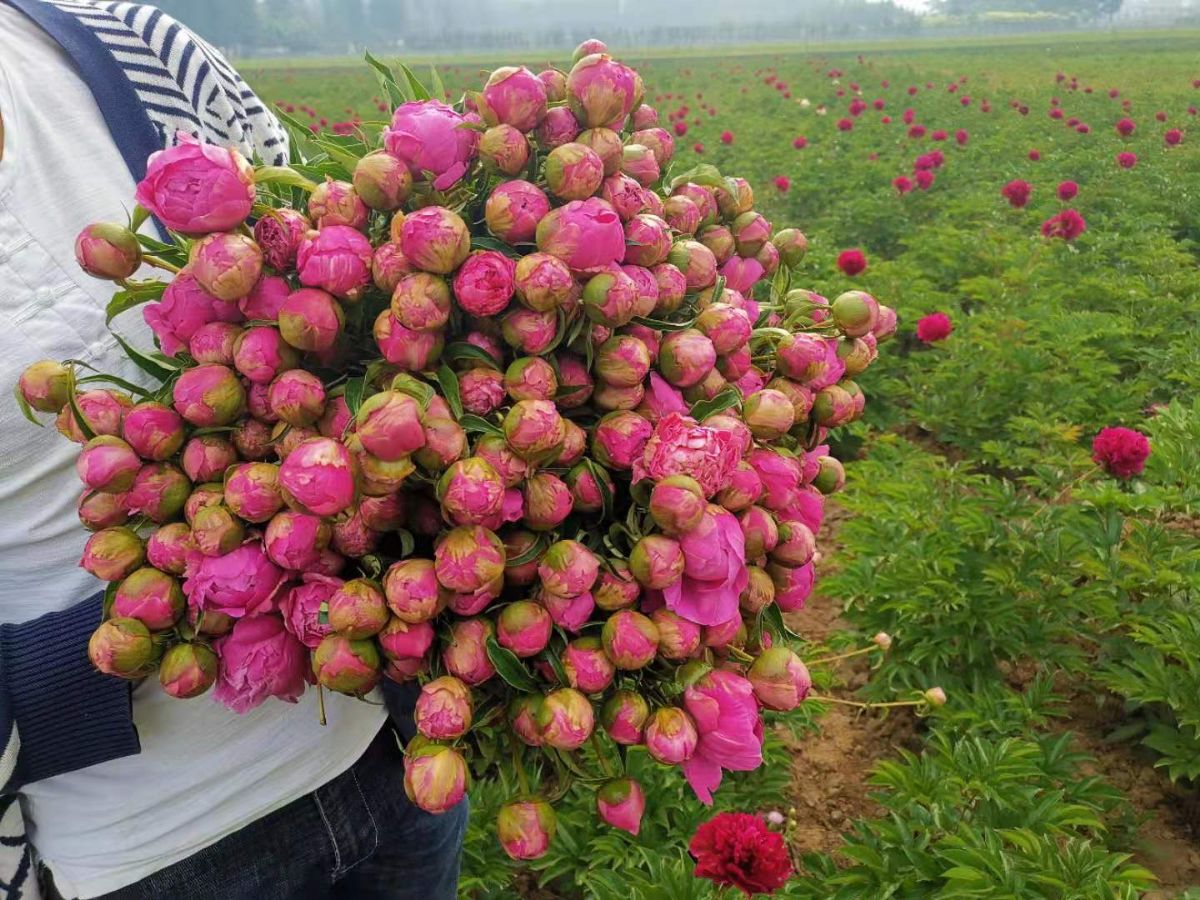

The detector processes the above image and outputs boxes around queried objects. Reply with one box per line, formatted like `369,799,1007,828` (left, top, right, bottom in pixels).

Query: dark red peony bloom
1028,148,1041,161
915,170,935,190
1092,427,1150,479
1165,128,1184,146
916,311,952,343
774,175,791,193
1041,208,1086,241
690,812,792,896
721,130,734,144
893,175,913,194
792,135,807,149
1001,179,1032,208
1057,180,1079,200
1117,151,1138,169
836,248,866,276
1116,117,1136,136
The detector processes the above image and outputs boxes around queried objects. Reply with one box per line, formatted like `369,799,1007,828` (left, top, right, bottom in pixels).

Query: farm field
244,33,1200,897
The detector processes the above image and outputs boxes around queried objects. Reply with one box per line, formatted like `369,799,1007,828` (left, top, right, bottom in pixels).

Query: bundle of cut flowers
17,39,897,859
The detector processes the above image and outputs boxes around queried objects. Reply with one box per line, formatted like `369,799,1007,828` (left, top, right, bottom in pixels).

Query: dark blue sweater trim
2,0,164,185
0,594,140,788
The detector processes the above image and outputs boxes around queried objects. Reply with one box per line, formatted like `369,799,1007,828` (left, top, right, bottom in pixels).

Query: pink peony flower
535,197,626,274
836,248,867,276
280,573,342,649
135,132,255,235
663,506,749,627
1001,179,1032,208
454,251,517,316
633,412,741,498
916,312,953,343
213,614,310,713
1091,426,1150,479
1041,209,1087,241
144,273,244,358
278,437,356,517
383,100,479,191
183,541,286,619
253,209,310,272
681,669,764,804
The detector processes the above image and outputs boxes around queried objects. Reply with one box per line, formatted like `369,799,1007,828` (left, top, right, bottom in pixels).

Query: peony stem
808,645,877,666
590,733,616,778
317,684,327,727
511,738,531,796
141,254,181,274
808,694,925,710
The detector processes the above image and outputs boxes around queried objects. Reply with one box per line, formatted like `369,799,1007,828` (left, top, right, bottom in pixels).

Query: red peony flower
1001,179,1032,208
893,175,913,194
1116,117,1136,136
1116,151,1138,169
836,248,866,276
773,175,790,193
1165,128,1184,146
693,142,705,154
1091,426,1150,479
955,129,969,145
1041,208,1086,241
792,135,807,149
837,117,854,132
915,170,935,190
916,311,952,343
690,812,792,896
721,130,734,144
1029,148,1042,161
1057,180,1079,200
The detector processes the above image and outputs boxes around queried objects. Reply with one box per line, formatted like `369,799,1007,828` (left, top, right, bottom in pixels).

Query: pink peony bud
567,54,639,128
145,522,193,575
590,410,653,470
538,687,595,750
629,535,685,589
537,540,600,599
575,127,622,175
563,636,616,693
596,778,646,835
224,462,283,524
771,519,816,567
78,490,129,531
172,365,246,427
377,617,435,664
383,559,444,623
651,608,703,660
522,472,573,531
453,250,517,317
510,252,572,313
233,327,298,385
539,585,595,632
313,633,381,695
183,483,224,526
649,475,707,536
415,676,474,741
435,526,506,594
536,197,626,275
601,689,650,744
189,233,263,302
158,642,219,699
296,226,373,299
497,600,554,658
80,526,144,582
652,262,687,313
88,617,157,677
772,227,809,268
478,124,531,176
748,647,812,711
644,707,698,764
831,290,881,338
812,456,846,495
399,206,471,275
485,180,551,246
352,151,412,212
18,360,70,414
384,100,478,191
278,288,344,352
602,609,660,669
924,687,948,707
391,272,452,333
308,179,368,231
538,68,567,102
482,66,548,131
632,103,659,129
743,389,796,441
443,617,497,685
659,329,717,388
373,311,445,371
181,436,237,482
500,306,558,355
190,504,245,557
267,370,327,427
581,267,638,328
768,561,815,612
498,799,556,861
666,240,718,292
403,740,469,814
76,436,141,493
74,223,142,280
325,578,388,638
438,457,505,526
113,567,184,630
502,399,566,464
696,304,752,356
621,143,660,187
278,437,355,517
355,390,424,461
545,142,605,201
125,462,191,523
188,321,242,365
263,509,331,571
623,214,673,268
536,106,582,151
253,209,310,271
135,133,254,234
117,402,184,463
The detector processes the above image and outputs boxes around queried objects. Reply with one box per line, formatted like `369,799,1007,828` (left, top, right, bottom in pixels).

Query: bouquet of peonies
17,39,897,858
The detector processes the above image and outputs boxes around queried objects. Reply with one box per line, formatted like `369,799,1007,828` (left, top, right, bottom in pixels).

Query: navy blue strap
1,0,163,185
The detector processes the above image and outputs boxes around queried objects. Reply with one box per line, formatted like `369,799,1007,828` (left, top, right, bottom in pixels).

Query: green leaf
584,458,614,520
102,580,119,618
444,341,502,369
631,315,696,332
65,367,97,441
459,414,504,437
469,234,523,259
429,65,446,99
390,373,436,409
397,63,432,101
486,637,539,692
437,364,464,420
310,138,363,174
344,376,367,417
505,533,547,568
397,528,416,559
110,331,179,382
129,204,151,232
667,163,727,193
253,165,318,192
12,379,43,427
105,280,167,326
364,50,409,107
689,387,741,421
761,603,801,642
76,373,153,398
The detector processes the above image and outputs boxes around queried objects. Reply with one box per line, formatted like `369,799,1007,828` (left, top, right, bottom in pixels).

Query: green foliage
789,732,1154,899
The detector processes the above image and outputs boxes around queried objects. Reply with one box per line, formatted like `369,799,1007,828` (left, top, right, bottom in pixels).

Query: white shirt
0,8,385,896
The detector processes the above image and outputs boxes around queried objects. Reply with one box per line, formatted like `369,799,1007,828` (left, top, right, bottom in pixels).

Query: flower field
231,33,1200,897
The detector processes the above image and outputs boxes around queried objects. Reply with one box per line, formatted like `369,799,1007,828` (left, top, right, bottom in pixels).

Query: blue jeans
93,697,467,899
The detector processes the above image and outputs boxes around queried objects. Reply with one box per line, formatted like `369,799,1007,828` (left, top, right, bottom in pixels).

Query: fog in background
148,0,1200,56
